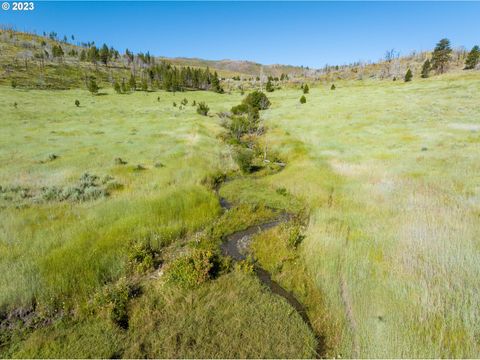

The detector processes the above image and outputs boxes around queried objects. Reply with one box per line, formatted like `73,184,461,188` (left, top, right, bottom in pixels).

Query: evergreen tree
87,46,99,66
79,49,86,62
210,72,224,93
129,74,136,91
464,45,480,70
331,84,336,90
121,79,128,93
300,95,306,104
421,59,431,78
303,84,309,94
404,69,413,82
431,38,452,74
141,78,148,91
113,81,122,94
87,77,99,95
99,44,110,66
265,79,274,92
52,45,64,58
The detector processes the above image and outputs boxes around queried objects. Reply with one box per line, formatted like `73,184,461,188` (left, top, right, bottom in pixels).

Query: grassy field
232,71,480,357
1,70,480,357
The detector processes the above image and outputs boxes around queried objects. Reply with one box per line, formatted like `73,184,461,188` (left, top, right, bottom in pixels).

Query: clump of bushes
40,172,120,202
127,241,160,274
300,95,307,104
165,249,224,288
235,258,255,275
242,90,270,110
196,102,209,116
404,69,413,82
286,224,305,249
234,147,255,173
94,277,139,329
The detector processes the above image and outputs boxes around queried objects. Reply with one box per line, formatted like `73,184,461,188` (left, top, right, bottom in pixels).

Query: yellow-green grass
229,71,480,357
0,85,319,358
2,70,480,358
5,271,317,359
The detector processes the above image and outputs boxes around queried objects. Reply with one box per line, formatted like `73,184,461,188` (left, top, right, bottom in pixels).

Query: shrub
165,249,222,288
276,187,288,196
196,102,209,116
464,45,480,70
421,59,431,78
265,79,274,92
75,100,80,107
330,84,336,90
303,84,309,94
172,102,177,107
300,95,307,104
127,241,159,274
231,103,250,115
40,172,114,202
192,100,196,106
181,98,188,106
96,277,139,329
113,81,122,94
286,225,305,249
234,147,254,173
242,91,271,110
11,79,17,89
235,258,255,275
404,69,413,82
87,77,99,94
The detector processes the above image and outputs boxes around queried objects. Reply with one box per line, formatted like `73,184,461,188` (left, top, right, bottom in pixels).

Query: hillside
0,29,312,90
1,28,472,92
1,23,480,359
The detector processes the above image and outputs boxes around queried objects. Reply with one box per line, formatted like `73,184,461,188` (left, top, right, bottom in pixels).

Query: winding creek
217,192,324,357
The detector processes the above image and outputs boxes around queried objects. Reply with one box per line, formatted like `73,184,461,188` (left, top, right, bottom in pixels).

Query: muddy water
218,196,324,357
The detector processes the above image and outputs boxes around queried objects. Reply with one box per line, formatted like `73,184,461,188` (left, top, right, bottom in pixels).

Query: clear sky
1,1,479,68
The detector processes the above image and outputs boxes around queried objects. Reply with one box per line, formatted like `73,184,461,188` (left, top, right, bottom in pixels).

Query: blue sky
1,1,479,68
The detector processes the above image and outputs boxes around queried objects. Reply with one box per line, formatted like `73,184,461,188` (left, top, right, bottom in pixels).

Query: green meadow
1,70,480,357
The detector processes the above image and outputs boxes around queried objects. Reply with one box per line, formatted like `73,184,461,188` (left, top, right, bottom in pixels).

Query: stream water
218,195,324,357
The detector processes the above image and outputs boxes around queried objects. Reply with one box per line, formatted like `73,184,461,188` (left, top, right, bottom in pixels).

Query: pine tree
87,46,99,66
464,45,480,70
303,84,309,94
421,59,431,78
113,81,122,94
87,77,99,95
265,79,274,92
404,69,413,82
99,44,110,66
431,38,452,74
141,78,148,91
129,74,136,91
